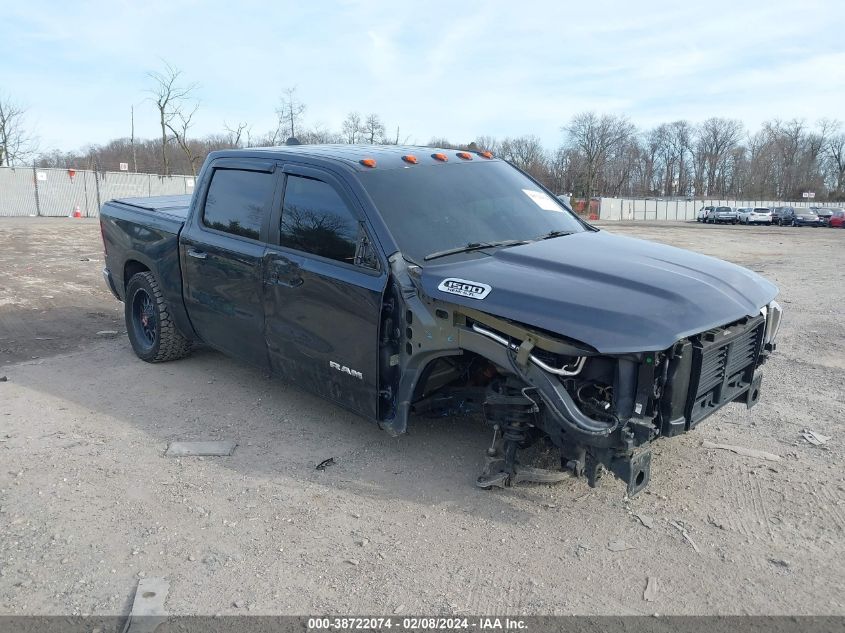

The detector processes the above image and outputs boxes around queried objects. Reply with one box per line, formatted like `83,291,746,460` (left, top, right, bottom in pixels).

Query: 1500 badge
438,278,492,300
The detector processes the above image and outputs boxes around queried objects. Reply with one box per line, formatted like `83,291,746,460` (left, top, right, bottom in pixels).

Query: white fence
0,166,195,218
599,197,840,221
2,167,839,222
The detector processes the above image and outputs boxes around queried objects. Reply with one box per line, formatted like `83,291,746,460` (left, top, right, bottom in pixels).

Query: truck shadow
5,338,605,525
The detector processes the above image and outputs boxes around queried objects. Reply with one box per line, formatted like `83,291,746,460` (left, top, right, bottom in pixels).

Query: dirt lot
1,217,844,617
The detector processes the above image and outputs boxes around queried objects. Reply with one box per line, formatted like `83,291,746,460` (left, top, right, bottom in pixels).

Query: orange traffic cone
71,205,83,218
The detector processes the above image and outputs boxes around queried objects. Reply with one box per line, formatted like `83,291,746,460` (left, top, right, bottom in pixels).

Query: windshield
359,161,586,263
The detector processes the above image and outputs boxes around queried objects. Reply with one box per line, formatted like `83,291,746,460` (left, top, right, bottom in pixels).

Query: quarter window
202,168,275,240
280,175,360,265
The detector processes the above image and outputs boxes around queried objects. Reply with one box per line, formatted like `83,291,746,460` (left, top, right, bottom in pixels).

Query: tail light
100,220,108,256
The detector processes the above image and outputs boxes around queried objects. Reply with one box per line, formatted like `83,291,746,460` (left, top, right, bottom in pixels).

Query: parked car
737,207,772,225
706,206,738,224
811,207,835,226
770,206,793,224
828,209,845,228
99,145,781,497
778,208,821,227
696,206,714,222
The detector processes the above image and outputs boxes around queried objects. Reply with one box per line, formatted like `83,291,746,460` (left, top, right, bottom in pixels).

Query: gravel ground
1,217,843,617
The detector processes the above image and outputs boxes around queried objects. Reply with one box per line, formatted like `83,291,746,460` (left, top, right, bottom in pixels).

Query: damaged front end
378,252,782,495
460,304,781,496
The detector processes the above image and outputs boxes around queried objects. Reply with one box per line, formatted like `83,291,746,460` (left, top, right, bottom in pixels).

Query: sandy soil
1,218,843,617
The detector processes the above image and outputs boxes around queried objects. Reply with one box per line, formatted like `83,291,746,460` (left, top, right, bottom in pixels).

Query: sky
3,0,845,154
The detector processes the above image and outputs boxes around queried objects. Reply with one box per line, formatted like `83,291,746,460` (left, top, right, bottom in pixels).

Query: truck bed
113,195,192,221
99,195,193,323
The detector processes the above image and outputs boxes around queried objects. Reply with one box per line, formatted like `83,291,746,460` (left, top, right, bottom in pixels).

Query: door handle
187,249,207,260
267,259,304,288
268,273,304,288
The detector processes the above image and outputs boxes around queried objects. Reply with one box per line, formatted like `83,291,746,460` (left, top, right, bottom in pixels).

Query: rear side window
280,175,360,265
202,169,275,240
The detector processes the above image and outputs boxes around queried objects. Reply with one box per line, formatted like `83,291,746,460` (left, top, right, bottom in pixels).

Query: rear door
263,163,386,420
180,159,279,368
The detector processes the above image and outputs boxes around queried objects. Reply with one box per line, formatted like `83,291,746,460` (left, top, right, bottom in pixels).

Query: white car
696,206,714,222
738,207,772,225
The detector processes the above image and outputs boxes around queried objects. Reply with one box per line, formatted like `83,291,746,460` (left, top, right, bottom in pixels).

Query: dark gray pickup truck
100,145,783,495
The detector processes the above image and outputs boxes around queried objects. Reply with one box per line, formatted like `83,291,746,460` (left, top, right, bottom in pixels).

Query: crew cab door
180,159,279,368
263,164,386,420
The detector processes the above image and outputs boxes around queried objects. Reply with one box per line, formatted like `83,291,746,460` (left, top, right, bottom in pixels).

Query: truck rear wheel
125,271,191,363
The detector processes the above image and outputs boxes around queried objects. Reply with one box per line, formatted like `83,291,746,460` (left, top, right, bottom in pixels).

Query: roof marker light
402,155,418,164
360,158,377,168
432,153,448,162
456,152,472,160
479,151,494,159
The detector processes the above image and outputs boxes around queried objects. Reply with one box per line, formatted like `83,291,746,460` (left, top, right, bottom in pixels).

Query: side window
280,175,363,266
202,168,275,240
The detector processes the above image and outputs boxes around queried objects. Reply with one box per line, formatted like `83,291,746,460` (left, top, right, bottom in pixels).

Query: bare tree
341,112,363,144
499,135,546,173
298,123,344,145
0,93,38,167
473,135,501,156
824,123,845,195
547,146,575,194
695,117,744,196
564,112,635,198
363,114,385,144
277,87,306,140
224,121,250,148
426,137,457,149
668,120,693,196
147,61,197,175
166,103,202,176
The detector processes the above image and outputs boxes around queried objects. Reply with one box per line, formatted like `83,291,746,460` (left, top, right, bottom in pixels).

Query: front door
263,164,386,420
181,161,278,367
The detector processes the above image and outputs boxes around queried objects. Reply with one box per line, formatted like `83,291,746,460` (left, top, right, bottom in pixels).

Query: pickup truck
100,145,783,495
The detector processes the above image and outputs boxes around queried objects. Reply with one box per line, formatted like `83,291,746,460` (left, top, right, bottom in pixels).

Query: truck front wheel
125,271,191,363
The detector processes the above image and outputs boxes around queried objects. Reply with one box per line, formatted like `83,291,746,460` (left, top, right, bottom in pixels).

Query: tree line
3,62,844,201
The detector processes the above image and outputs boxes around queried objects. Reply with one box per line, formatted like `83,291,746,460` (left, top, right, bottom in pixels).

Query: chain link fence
0,167,195,218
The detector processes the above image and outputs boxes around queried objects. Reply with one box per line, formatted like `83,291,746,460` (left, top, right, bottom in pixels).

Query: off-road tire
125,271,191,363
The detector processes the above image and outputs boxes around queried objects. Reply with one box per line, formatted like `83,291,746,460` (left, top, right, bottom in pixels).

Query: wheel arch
120,250,198,342
124,259,151,289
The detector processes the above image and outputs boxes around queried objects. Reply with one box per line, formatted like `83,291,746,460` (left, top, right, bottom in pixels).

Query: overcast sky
4,0,844,153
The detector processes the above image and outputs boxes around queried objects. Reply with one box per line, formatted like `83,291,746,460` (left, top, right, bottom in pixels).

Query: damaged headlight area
762,300,783,349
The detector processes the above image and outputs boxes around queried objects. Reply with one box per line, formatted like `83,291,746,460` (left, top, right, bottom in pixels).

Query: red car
830,209,845,228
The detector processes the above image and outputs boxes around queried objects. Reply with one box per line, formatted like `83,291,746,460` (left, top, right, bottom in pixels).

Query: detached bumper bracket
610,450,652,496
